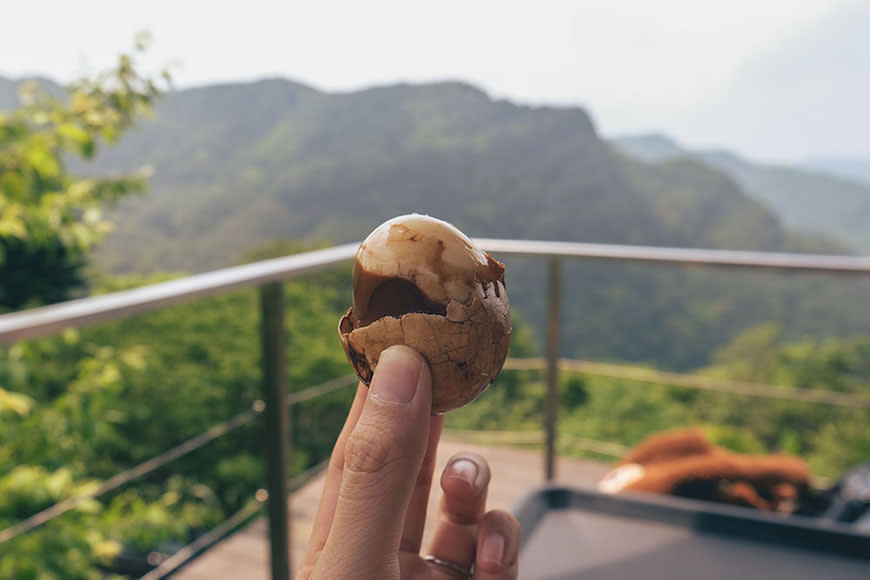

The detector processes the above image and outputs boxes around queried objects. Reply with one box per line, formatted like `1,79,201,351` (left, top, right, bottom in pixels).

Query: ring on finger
423,554,474,579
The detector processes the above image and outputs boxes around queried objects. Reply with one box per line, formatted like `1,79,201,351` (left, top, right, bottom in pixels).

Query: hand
298,345,521,579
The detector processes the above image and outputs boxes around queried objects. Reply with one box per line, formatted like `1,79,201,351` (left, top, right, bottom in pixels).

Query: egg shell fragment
339,289,511,413
338,214,511,413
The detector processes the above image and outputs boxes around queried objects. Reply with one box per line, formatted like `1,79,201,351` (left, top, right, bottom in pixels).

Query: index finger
317,346,433,578
300,382,368,569
399,414,445,554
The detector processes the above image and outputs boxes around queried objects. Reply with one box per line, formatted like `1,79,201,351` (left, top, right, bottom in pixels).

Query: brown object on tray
599,427,811,512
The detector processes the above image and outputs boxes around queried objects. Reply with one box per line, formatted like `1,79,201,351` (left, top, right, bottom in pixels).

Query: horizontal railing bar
141,498,265,580
6,355,856,546
287,374,357,405
445,429,629,457
0,402,263,545
0,373,355,546
504,358,870,408
3,240,870,347
446,428,545,443
0,243,358,346
140,460,329,580
478,239,870,273
561,435,629,457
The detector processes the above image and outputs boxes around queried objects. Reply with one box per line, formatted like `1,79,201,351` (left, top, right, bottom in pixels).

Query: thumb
317,345,433,577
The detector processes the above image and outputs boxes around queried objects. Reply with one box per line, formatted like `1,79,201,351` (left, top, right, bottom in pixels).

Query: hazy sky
2,0,865,162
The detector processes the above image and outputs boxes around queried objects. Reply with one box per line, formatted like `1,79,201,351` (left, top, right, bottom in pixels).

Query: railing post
545,257,561,482
260,283,291,579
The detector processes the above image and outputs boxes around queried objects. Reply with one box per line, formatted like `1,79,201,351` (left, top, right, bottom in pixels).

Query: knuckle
343,424,399,477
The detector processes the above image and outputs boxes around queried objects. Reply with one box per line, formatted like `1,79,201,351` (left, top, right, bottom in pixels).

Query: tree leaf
0,387,34,415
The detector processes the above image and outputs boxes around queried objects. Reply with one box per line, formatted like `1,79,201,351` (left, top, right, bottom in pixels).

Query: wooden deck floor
175,435,610,579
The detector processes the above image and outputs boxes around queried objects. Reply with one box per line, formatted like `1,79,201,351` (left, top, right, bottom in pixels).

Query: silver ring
423,554,473,578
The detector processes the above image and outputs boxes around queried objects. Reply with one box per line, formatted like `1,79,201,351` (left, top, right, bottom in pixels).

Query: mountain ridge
802,156,870,187
612,133,870,253
5,75,869,368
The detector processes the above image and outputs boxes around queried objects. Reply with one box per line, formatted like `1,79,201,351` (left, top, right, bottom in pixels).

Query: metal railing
2,240,870,578
504,358,870,409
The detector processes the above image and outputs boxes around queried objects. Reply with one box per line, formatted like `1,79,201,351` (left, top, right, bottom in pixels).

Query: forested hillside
0,77,18,105
80,79,675,271
4,76,869,369
3,76,868,369
68,77,870,369
56,79,847,271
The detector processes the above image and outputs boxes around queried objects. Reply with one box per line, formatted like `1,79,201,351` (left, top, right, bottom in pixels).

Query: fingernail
447,458,479,486
371,346,422,404
480,532,505,568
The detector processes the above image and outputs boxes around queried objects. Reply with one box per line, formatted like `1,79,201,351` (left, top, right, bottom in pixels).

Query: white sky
2,0,864,162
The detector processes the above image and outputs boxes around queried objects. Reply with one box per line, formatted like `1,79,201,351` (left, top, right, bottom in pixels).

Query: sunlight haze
2,0,864,161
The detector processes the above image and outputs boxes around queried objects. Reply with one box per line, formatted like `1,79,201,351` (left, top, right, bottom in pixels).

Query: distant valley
802,156,870,188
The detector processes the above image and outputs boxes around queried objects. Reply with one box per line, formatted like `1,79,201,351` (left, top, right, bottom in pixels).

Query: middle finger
425,452,491,576
399,414,445,554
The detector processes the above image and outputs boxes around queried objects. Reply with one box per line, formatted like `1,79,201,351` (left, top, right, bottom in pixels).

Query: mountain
0,76,64,109
612,133,870,253
5,76,870,369
84,83,845,272
623,156,831,252
803,156,870,187
0,77,19,107
80,79,677,271
611,133,683,162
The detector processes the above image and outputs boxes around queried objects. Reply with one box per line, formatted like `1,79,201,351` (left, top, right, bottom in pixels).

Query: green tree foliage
0,33,167,311
2,42,869,579
3,260,869,578
446,323,869,480
0,36,179,578
549,325,870,477
0,269,353,578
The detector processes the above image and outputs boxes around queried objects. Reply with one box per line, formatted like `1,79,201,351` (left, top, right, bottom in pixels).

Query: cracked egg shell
338,214,511,413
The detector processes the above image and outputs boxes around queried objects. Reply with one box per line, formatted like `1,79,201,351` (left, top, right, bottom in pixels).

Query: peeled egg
338,214,511,413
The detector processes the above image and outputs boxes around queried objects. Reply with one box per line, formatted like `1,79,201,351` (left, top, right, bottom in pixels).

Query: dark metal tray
513,485,870,580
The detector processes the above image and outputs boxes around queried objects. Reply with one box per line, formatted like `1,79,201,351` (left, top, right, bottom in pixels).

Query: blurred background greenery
2,29,869,578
